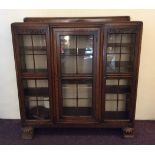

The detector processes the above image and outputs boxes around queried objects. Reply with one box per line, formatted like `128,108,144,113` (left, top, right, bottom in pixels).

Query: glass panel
78,84,92,98
106,79,130,86
32,35,46,47
62,84,76,98
23,79,49,97
122,34,132,43
121,47,131,53
104,78,131,120
106,79,118,86
77,56,92,74
107,47,120,54
106,54,120,72
61,56,76,74
61,36,76,50
118,101,126,111
62,82,92,116
63,99,77,107
25,96,50,120
22,35,32,47
106,33,135,73
77,35,93,51
22,55,34,71
36,80,48,88
34,55,47,69
105,101,117,111
60,35,93,75
23,80,48,88
108,34,121,43
106,94,117,100
121,54,130,61
106,53,132,73
118,94,126,100
18,34,48,73
105,93,129,119
105,79,131,94
78,99,92,107
119,79,129,85
60,34,94,117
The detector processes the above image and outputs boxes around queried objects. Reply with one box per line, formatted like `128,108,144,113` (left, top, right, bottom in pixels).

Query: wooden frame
11,17,143,139
53,27,101,124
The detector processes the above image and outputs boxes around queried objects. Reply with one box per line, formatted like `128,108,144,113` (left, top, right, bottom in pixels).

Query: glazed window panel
62,84,77,98
21,55,34,71
25,96,50,120
118,101,126,111
62,82,92,116
77,35,93,53
60,35,93,75
60,35,76,50
108,34,121,43
61,56,76,74
78,99,92,107
107,46,120,54
18,34,48,73
34,55,47,70
23,79,49,97
23,79,48,88
106,54,120,72
105,100,117,111
77,56,92,74
106,33,135,73
105,93,128,111
32,35,46,47
63,99,77,107
104,78,131,120
105,79,131,94
78,84,92,98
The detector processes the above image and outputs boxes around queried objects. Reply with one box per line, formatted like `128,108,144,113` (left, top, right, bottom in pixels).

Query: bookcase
11,16,143,139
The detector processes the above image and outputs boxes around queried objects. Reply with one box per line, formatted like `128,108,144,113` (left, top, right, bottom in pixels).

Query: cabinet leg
122,127,134,138
21,126,34,139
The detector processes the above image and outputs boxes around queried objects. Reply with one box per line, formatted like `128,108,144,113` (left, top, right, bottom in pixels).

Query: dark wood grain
11,17,143,138
24,16,130,23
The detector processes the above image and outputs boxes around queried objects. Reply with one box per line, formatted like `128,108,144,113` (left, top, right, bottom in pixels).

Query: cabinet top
24,16,130,23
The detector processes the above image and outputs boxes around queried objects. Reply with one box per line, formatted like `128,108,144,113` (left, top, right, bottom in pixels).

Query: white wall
0,9,155,119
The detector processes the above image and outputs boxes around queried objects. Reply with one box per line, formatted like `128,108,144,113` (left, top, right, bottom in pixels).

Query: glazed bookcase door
102,22,142,121
53,28,100,123
12,24,53,123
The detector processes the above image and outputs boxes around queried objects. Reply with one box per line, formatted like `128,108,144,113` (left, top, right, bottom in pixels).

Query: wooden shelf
22,69,48,78
62,76,93,82
61,48,93,56
105,85,131,93
20,46,47,51
107,43,134,47
107,61,131,66
24,88,49,96
105,73,132,78
63,107,92,116
28,106,49,120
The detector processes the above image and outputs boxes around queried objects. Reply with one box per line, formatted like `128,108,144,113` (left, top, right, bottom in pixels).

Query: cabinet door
12,23,53,124
102,22,142,122
53,28,101,124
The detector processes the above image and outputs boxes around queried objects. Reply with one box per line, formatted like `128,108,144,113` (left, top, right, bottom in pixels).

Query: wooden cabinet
11,16,143,139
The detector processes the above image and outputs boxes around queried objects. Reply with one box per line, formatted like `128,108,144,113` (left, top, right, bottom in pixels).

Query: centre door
52,28,101,124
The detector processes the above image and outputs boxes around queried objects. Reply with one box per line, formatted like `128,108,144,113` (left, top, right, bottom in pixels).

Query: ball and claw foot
22,126,34,139
122,127,134,138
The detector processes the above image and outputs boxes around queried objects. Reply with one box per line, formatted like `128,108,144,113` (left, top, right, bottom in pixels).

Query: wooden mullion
30,35,36,72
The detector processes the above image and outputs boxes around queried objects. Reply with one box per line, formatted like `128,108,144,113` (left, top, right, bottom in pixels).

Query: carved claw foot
22,126,34,139
122,127,134,138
